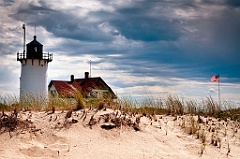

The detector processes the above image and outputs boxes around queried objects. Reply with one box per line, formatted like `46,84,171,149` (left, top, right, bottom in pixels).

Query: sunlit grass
0,92,239,121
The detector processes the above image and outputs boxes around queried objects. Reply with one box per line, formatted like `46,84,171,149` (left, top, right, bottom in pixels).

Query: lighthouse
17,26,52,103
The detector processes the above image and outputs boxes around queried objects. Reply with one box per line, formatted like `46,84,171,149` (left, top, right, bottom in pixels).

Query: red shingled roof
48,77,116,98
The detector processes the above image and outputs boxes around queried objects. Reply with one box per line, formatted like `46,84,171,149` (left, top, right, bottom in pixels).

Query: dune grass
0,93,239,121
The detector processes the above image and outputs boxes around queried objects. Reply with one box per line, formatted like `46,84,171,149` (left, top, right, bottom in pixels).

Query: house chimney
70,75,74,83
85,72,89,79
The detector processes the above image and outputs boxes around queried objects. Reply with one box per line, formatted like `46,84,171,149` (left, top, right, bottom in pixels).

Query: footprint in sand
19,131,69,158
20,143,70,158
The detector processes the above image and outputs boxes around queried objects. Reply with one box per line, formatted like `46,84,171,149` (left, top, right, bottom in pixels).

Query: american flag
210,74,220,82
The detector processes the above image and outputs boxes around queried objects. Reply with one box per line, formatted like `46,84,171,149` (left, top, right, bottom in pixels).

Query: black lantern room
17,35,52,62
26,36,43,59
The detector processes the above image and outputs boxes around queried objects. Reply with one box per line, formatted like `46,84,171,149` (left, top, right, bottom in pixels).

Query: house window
50,90,57,96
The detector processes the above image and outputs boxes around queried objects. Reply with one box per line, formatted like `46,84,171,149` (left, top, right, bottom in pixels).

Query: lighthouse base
19,59,49,108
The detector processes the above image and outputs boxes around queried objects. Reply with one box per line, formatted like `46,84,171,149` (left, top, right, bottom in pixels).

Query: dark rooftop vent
70,75,74,83
85,72,89,79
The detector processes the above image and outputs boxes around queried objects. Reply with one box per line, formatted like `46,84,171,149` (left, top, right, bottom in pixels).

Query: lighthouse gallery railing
17,52,53,62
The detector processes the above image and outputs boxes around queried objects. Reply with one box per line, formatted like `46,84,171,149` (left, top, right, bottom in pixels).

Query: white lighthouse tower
17,26,52,103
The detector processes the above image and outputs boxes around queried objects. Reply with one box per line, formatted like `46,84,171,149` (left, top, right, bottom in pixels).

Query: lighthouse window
34,47,37,52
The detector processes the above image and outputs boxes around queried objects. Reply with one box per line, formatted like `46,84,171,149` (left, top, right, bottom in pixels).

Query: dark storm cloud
111,15,181,41
0,0,239,102
224,0,240,7
1,0,15,6
10,3,115,42
10,0,184,43
174,3,240,78
93,0,240,80
109,1,182,41
7,0,240,81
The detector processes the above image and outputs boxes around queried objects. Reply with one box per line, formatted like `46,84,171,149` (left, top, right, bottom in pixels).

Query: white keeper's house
48,72,117,101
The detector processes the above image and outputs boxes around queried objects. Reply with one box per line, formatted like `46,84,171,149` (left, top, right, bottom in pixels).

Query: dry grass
1,93,239,122
0,109,38,137
74,91,85,111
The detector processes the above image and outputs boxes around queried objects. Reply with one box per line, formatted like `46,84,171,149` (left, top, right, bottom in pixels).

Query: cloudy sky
0,0,240,105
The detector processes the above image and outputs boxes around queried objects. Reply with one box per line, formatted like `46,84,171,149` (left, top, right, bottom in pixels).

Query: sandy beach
1,109,239,159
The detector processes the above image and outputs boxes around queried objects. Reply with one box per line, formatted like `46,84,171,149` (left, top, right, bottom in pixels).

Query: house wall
49,85,58,97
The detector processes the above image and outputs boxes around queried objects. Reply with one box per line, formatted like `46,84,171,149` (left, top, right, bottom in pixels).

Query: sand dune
0,109,239,159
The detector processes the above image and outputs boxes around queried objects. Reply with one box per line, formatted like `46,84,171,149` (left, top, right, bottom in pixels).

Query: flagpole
218,74,221,107
210,74,221,107
89,60,92,77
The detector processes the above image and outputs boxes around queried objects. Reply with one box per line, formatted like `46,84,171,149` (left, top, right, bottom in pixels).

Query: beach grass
0,93,239,121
